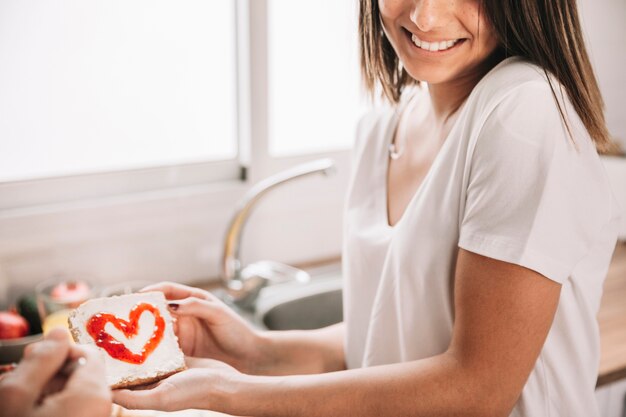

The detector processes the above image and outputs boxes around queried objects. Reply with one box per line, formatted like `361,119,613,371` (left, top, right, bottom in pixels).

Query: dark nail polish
168,303,179,311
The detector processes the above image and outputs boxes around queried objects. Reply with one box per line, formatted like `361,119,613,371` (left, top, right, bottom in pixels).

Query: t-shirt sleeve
458,81,609,284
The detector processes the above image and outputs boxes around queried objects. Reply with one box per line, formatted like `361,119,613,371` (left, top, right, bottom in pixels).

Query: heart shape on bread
86,302,165,364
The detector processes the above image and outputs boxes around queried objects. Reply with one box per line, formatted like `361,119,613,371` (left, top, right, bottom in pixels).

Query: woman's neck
427,54,502,125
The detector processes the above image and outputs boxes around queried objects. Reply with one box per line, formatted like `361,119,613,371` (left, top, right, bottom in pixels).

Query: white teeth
411,34,421,47
410,33,459,52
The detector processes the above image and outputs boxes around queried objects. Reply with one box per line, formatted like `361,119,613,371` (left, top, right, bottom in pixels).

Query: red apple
0,311,30,339
50,281,90,304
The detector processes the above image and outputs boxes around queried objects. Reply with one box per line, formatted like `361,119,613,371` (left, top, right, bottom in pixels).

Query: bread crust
68,309,81,344
67,299,186,389
109,364,186,389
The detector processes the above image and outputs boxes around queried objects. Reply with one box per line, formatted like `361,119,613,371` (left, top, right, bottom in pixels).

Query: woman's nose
410,0,449,32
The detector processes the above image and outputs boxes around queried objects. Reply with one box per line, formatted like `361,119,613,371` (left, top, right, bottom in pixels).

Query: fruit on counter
0,311,30,339
41,309,71,335
17,293,43,334
50,281,90,303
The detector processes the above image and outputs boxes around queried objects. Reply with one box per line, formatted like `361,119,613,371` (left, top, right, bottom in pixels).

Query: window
0,1,366,287
268,0,368,156
0,0,238,183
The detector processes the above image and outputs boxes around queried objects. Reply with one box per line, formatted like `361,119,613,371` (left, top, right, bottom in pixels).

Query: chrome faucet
221,158,336,309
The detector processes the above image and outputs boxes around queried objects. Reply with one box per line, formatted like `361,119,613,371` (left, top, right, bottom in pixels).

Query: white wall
579,0,626,150
579,0,626,239
0,155,350,307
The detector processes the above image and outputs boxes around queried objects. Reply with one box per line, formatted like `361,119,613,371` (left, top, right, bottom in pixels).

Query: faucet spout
220,158,336,307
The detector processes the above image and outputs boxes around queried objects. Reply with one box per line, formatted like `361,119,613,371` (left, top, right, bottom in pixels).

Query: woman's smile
402,27,466,54
378,0,499,86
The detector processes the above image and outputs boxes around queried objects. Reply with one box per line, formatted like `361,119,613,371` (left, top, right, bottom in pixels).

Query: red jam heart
86,303,165,364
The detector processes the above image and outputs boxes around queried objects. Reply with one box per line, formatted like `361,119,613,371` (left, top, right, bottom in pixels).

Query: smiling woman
374,0,500,87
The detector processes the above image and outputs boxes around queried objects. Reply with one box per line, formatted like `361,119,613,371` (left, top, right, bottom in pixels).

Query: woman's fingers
114,361,239,412
167,297,226,325
113,384,170,410
140,281,217,302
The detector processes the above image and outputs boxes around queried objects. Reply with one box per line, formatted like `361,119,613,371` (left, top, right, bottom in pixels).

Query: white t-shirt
342,57,620,416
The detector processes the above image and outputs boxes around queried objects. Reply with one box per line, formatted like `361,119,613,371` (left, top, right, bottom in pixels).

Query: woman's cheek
378,0,408,22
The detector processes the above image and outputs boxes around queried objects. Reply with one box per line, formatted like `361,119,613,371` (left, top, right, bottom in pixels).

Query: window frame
0,0,245,210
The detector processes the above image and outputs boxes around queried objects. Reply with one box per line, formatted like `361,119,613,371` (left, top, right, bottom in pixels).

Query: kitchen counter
597,241,626,387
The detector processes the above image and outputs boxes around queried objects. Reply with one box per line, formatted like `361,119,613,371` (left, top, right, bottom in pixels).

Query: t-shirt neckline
381,86,467,230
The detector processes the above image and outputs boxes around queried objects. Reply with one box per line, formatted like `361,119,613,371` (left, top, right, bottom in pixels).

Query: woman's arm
115,249,560,416
139,282,345,376
227,248,562,417
255,323,346,375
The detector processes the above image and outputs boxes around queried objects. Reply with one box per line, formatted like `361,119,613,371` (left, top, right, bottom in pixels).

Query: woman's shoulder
351,106,393,165
467,56,591,151
474,56,555,100
464,58,616,237
460,60,617,269
355,106,393,145
468,57,568,124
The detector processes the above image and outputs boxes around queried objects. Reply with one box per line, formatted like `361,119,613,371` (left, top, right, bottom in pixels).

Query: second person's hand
0,328,111,417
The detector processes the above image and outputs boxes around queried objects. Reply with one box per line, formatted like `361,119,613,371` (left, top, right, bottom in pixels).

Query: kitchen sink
253,272,343,330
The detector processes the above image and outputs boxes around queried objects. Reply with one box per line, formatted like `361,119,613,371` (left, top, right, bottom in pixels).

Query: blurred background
0,0,369,304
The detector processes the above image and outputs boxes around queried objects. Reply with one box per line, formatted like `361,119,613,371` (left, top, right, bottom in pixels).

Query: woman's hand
143,281,346,377
0,328,111,417
113,357,245,412
141,282,264,374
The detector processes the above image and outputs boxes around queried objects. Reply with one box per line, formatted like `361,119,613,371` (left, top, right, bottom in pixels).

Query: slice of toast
68,291,186,389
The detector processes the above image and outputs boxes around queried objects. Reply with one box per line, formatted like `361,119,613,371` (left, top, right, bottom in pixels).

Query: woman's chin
403,67,457,85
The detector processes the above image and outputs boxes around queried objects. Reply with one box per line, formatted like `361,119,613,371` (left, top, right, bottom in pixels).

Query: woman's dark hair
359,0,613,151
